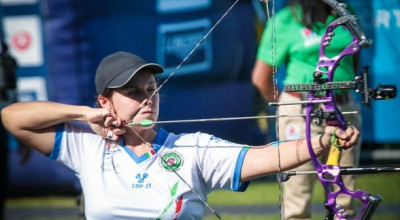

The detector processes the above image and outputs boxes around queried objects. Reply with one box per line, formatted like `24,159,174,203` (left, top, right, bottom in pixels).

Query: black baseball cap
95,51,164,95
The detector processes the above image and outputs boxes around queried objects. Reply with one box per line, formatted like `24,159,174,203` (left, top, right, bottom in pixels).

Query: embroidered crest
159,152,183,171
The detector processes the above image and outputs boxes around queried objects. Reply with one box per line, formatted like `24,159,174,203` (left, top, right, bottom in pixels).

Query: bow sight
284,66,397,108
278,65,397,129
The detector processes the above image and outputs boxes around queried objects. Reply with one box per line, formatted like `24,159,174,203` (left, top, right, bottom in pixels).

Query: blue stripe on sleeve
48,123,64,160
271,141,280,148
270,140,291,147
232,146,250,192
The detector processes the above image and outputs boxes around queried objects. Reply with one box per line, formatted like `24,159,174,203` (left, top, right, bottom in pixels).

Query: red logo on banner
11,30,31,51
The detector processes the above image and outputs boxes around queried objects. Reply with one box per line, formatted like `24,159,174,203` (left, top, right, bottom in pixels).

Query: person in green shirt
252,0,361,219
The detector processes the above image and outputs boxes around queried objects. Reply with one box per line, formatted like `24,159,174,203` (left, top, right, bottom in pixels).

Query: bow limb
322,0,372,47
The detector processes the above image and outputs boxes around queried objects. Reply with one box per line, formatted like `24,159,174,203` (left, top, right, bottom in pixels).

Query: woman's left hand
320,125,360,150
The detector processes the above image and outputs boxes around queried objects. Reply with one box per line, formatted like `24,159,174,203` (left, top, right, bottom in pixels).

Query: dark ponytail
289,0,331,29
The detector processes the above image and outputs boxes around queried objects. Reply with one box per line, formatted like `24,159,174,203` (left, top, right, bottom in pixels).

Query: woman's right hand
85,108,126,141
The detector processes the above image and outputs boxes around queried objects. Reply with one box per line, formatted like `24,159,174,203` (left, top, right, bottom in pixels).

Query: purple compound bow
305,16,379,219
280,1,397,219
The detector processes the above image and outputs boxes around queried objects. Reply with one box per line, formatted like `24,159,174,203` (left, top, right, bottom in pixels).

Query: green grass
208,177,280,205
204,215,400,220
205,173,400,219
204,215,280,220
6,196,77,207
6,173,400,219
208,173,400,205
12,218,83,220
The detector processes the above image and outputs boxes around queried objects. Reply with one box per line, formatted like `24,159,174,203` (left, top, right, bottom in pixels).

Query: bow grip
326,138,343,166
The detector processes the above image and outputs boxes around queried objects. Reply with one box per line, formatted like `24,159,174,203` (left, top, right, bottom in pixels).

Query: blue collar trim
122,128,169,163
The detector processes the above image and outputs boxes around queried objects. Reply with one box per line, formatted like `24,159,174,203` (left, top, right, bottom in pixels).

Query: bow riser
317,16,361,82
322,0,372,47
311,16,361,131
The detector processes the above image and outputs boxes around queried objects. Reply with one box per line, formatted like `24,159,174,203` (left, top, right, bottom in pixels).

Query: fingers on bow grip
326,127,346,166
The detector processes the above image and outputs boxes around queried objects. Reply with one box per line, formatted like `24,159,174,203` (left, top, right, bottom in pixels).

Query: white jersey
49,121,250,220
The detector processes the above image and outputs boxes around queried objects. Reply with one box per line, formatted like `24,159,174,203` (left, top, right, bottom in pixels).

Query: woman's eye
125,90,138,96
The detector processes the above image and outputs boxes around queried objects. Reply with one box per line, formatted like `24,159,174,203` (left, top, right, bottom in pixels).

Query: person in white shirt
1,51,359,220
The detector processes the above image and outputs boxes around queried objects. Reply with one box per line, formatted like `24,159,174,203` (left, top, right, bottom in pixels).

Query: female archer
1,51,359,219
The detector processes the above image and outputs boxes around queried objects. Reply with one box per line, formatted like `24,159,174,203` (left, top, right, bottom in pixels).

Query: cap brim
107,63,164,89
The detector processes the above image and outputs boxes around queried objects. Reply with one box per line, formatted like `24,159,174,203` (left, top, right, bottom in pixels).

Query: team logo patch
160,152,183,172
132,173,151,189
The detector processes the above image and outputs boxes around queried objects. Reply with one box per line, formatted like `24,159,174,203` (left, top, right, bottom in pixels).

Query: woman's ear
97,95,110,108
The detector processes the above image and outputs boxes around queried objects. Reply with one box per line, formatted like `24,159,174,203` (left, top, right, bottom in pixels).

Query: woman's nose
140,97,152,108
146,98,153,105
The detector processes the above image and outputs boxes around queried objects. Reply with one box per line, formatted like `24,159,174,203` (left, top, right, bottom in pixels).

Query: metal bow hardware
271,1,397,219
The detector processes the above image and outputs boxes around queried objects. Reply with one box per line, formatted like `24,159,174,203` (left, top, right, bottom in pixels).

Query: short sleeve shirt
257,5,356,85
49,122,250,219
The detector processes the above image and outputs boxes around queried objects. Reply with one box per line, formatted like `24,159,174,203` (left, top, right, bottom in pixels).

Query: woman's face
109,70,159,124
